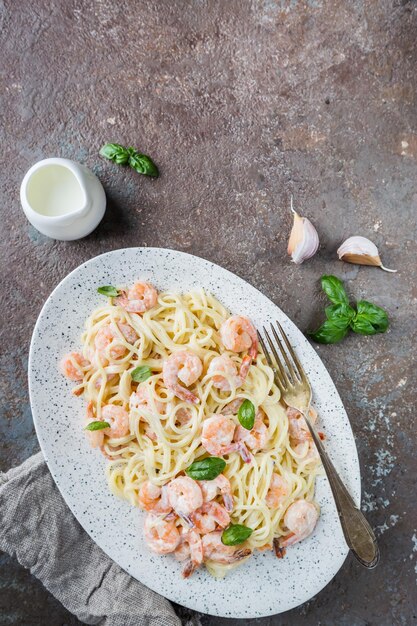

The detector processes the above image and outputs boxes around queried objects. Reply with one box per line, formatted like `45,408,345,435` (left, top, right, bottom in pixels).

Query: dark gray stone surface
1,0,416,624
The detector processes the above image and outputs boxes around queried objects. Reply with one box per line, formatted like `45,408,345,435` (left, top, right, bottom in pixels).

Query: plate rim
28,246,360,618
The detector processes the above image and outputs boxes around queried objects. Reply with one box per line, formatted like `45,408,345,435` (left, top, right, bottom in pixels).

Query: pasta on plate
60,282,323,578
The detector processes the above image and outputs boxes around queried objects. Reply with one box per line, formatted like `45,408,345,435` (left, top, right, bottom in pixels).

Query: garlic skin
337,236,397,273
287,203,319,264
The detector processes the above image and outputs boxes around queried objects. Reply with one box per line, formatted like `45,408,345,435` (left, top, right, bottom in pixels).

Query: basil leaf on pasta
221,524,253,546
131,365,152,382
97,285,119,297
186,457,226,481
84,421,110,431
238,399,255,430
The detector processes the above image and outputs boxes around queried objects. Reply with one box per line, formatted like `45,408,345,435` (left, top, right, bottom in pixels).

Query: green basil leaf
351,300,389,335
131,365,152,382
321,275,349,305
186,457,226,481
308,319,349,344
238,399,255,430
84,421,110,431
99,143,130,165
128,150,159,178
325,303,356,327
221,524,253,546
97,285,119,297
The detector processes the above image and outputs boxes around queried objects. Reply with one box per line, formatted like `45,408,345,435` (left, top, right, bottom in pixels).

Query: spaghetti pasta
60,286,322,577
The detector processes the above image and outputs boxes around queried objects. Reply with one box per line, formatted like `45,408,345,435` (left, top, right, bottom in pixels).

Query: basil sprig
131,365,152,383
308,275,389,344
238,399,255,430
351,300,389,335
84,421,110,431
221,524,253,546
97,285,119,297
186,457,226,481
100,143,159,178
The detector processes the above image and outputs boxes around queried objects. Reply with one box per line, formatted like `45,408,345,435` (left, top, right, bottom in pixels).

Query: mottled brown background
1,0,416,624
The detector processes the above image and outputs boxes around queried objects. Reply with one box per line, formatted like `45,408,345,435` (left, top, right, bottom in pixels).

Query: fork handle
304,415,380,568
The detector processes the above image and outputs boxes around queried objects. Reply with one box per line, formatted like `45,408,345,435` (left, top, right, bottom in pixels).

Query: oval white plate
29,248,360,619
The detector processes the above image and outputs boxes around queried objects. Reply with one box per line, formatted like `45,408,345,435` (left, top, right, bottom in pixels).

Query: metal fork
258,321,380,569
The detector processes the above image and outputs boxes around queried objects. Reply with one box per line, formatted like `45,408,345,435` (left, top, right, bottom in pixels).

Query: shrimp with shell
279,500,319,548
174,528,203,578
198,474,234,512
202,531,252,565
115,281,158,314
207,354,242,391
162,350,203,404
201,414,251,463
220,315,258,379
167,476,203,525
144,513,180,554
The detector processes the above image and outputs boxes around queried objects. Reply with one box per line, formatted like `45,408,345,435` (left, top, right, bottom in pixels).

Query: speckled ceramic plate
29,247,360,618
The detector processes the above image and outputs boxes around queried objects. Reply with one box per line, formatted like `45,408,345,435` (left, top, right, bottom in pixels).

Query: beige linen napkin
0,452,201,626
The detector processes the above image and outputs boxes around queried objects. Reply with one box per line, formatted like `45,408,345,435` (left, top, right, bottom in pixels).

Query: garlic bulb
337,236,397,273
287,198,319,264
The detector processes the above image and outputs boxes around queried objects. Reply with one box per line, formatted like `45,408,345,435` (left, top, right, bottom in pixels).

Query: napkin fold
0,453,201,626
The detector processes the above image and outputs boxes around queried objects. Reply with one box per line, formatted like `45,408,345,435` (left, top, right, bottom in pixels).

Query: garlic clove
287,199,319,264
337,236,397,273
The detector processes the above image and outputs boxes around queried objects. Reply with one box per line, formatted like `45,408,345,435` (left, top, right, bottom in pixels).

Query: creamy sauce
26,164,85,216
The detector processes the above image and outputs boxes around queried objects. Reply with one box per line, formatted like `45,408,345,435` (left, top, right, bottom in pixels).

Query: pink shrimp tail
173,384,200,405
223,494,234,512
230,442,251,463
239,355,252,380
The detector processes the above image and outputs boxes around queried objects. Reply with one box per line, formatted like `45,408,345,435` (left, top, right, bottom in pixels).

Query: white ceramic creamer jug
20,157,106,240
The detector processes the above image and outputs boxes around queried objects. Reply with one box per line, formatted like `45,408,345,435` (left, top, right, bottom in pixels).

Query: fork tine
275,321,307,383
257,332,274,369
263,327,290,389
257,331,286,394
270,323,297,383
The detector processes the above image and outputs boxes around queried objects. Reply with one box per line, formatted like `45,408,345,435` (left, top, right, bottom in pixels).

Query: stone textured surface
0,0,416,624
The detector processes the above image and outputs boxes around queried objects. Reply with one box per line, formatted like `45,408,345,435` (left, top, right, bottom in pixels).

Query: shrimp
191,502,230,534
207,354,242,391
265,473,288,509
144,513,180,554
175,407,192,426
94,322,137,361
162,350,203,404
220,315,258,379
174,529,203,578
222,397,244,414
101,404,130,438
235,409,269,452
202,531,252,564
287,406,318,444
138,481,172,514
130,386,165,414
167,476,203,524
85,401,104,448
60,352,90,382
201,414,251,463
279,500,319,547
198,474,234,512
115,281,158,313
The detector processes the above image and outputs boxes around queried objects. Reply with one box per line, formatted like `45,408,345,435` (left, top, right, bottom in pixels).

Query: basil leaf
131,365,152,382
128,150,159,178
99,143,130,165
97,285,119,297
321,275,349,306
221,524,253,546
351,300,389,335
186,457,226,481
308,319,349,344
238,399,255,430
325,303,356,327
84,421,110,431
